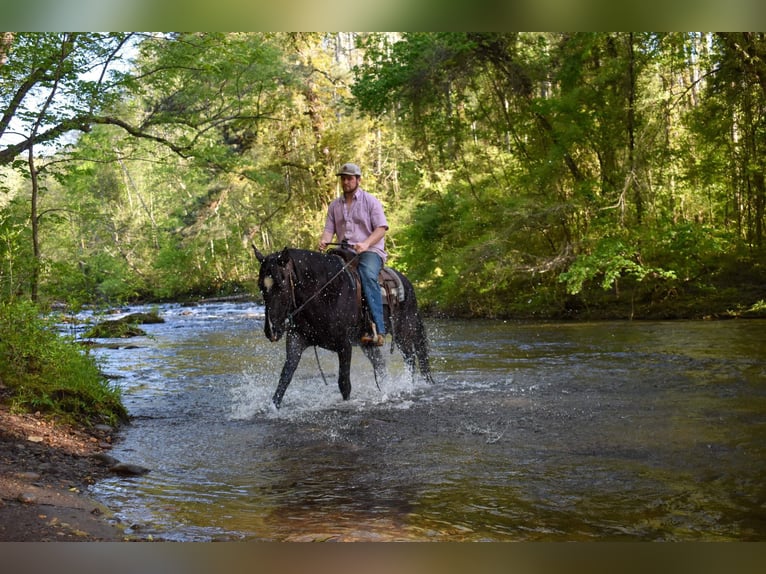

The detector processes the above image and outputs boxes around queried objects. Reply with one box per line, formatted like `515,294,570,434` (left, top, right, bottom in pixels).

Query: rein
286,251,360,325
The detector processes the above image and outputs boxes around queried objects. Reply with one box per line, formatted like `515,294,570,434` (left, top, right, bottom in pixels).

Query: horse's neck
292,254,353,298
327,248,357,265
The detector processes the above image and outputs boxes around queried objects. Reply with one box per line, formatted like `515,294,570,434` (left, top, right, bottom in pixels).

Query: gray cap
336,162,362,177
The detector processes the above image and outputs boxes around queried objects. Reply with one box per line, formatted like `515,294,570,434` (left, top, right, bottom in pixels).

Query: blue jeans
358,251,385,335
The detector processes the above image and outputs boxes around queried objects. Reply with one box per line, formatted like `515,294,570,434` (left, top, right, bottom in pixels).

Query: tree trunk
627,33,642,225
28,146,40,303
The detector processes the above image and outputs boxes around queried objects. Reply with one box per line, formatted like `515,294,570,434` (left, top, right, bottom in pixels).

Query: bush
44,251,146,308
0,300,128,426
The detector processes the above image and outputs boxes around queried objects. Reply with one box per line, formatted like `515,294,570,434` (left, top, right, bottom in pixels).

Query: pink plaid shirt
323,188,388,262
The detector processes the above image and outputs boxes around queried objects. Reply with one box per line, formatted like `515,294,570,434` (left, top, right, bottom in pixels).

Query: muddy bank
0,404,125,541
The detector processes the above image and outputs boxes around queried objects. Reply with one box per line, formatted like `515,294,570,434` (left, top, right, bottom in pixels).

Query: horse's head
255,247,294,342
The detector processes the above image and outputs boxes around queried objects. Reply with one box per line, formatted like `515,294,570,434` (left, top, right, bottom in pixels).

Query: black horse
254,246,434,408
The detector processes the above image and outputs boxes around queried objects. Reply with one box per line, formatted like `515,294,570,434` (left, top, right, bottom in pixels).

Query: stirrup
361,333,385,346
361,323,385,346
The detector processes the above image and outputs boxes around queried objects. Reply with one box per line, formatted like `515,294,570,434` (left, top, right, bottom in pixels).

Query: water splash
228,352,426,421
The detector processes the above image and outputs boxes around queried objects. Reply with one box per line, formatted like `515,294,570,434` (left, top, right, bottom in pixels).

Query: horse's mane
284,248,347,287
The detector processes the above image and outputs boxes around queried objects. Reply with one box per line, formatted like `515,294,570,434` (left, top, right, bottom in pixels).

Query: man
318,162,388,346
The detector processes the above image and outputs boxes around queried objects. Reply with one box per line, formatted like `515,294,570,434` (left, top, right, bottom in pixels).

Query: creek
78,302,766,541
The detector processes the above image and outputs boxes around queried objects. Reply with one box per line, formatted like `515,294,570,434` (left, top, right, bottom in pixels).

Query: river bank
0,403,125,541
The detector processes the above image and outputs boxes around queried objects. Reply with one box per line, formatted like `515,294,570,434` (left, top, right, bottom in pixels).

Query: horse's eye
263,276,274,292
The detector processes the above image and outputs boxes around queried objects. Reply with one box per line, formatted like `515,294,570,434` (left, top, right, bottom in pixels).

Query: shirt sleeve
323,200,338,237
369,196,389,231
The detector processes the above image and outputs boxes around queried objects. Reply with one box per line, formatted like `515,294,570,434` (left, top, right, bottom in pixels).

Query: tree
706,33,766,248
352,32,765,317
24,33,385,303
0,33,294,301
1,33,139,300
3,32,762,317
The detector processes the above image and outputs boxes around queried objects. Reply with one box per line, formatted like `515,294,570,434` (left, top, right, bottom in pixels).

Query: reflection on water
84,304,766,541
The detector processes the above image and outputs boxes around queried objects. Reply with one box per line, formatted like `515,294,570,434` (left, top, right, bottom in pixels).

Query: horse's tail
413,308,435,384
395,271,435,384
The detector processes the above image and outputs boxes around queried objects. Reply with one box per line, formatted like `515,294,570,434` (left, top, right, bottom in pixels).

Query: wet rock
91,453,119,467
91,452,150,476
84,311,164,339
84,322,147,339
14,471,41,481
109,462,150,476
17,492,37,504
123,312,164,325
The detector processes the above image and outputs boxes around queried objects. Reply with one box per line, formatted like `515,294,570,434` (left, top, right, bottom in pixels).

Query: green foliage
0,197,34,300
148,240,230,300
0,300,127,426
1,32,763,320
395,173,559,317
558,235,677,296
747,300,766,314
44,251,144,307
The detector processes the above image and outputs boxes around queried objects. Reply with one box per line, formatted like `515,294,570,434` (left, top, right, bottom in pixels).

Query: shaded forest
1,32,765,319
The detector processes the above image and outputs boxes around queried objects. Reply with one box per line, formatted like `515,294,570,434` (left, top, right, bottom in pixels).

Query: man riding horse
318,162,388,347
254,161,433,407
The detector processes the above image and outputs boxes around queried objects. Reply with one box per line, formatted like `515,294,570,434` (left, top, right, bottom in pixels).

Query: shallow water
79,304,766,541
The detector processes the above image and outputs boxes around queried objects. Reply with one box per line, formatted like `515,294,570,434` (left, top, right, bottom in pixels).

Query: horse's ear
278,247,291,264
251,242,265,263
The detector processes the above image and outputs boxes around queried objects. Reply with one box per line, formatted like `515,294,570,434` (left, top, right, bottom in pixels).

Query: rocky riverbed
0,403,129,541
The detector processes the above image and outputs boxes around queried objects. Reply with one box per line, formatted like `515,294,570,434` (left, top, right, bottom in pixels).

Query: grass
0,300,128,427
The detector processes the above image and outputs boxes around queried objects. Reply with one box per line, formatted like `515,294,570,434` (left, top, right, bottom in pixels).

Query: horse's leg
410,311,435,384
395,306,434,385
391,314,417,380
272,333,306,409
361,344,387,387
393,273,434,384
337,343,353,400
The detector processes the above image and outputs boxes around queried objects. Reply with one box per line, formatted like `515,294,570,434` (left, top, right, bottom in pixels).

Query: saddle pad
379,267,405,302
329,251,405,304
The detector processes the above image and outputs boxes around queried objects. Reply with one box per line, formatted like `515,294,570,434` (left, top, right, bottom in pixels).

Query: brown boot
361,333,385,346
